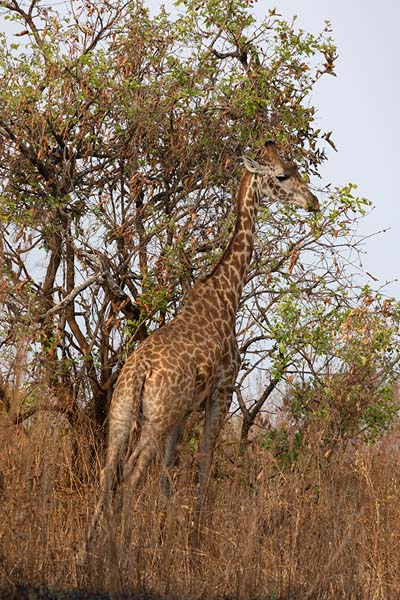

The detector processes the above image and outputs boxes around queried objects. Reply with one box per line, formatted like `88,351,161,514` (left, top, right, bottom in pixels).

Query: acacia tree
0,0,398,443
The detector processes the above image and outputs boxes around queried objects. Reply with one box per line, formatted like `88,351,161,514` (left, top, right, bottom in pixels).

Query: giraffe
86,141,319,547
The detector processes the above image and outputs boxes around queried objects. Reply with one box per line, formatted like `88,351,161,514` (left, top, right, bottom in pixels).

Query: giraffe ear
242,156,268,175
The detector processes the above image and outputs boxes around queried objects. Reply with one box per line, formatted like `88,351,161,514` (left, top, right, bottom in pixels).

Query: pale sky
1,1,399,297
265,0,400,298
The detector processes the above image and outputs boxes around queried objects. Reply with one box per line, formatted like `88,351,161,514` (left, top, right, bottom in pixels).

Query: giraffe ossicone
84,142,319,550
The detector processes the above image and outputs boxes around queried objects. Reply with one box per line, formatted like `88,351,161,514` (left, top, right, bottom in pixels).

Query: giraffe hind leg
87,424,160,553
84,426,131,555
122,423,161,493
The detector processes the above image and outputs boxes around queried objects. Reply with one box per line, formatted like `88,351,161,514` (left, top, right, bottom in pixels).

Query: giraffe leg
189,389,232,548
81,361,148,560
78,423,130,564
197,346,239,500
122,422,161,491
198,390,230,496
193,345,240,545
160,421,184,497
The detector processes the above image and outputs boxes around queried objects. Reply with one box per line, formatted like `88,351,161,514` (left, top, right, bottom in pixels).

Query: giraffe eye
276,173,290,182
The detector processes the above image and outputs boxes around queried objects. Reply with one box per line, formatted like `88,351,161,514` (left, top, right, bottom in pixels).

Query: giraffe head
243,142,320,212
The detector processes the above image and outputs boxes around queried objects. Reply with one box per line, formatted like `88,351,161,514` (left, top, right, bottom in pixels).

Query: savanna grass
1,413,400,599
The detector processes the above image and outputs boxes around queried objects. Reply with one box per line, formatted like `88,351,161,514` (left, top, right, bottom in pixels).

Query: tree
0,0,398,446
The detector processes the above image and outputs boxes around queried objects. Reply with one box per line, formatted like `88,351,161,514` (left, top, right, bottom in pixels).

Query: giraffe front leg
193,346,240,546
160,421,184,497
197,344,240,500
197,389,231,500
191,387,232,549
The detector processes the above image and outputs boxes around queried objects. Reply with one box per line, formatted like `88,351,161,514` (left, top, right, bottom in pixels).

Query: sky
1,0,399,297
258,0,400,298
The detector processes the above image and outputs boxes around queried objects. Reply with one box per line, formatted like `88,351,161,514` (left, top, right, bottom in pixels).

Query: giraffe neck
191,170,260,323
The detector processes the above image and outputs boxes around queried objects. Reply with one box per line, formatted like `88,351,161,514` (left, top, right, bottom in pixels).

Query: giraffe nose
308,193,320,212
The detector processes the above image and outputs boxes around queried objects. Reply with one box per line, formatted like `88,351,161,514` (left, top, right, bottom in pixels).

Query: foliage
254,296,400,469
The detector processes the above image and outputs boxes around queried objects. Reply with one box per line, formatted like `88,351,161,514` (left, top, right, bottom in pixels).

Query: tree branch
39,272,104,322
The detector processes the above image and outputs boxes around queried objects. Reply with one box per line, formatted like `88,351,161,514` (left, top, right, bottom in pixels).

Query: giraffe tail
126,358,149,455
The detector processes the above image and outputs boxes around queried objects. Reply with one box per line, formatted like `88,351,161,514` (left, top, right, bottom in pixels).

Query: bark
239,378,278,454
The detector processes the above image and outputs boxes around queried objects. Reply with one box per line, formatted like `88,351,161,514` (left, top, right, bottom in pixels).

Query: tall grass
1,413,400,599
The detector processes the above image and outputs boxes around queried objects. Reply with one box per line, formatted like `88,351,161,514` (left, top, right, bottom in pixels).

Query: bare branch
39,272,104,323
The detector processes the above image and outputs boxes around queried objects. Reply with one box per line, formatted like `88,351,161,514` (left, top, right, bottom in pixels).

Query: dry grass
1,414,400,599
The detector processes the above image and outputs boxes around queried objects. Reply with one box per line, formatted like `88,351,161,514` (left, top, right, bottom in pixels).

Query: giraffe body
86,142,319,545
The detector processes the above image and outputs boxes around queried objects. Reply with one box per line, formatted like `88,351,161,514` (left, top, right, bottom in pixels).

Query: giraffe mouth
307,194,320,212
